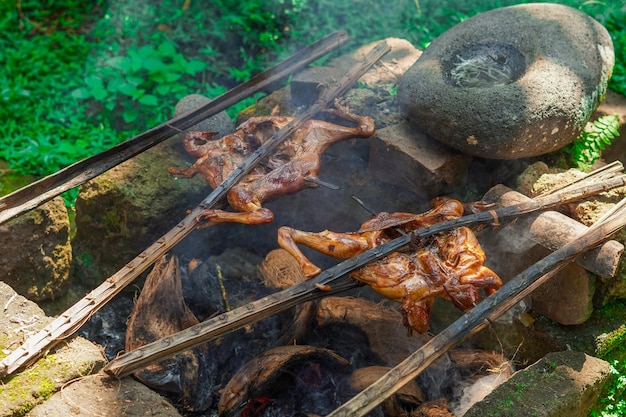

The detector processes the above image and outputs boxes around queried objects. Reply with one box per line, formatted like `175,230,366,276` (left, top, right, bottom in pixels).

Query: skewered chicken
168,100,375,227
278,198,502,333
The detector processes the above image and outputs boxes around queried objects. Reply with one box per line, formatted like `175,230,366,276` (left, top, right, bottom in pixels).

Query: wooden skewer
0,31,351,225
102,172,626,379
0,39,391,380
326,197,626,417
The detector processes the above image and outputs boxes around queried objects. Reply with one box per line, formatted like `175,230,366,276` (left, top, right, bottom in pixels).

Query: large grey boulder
398,3,614,159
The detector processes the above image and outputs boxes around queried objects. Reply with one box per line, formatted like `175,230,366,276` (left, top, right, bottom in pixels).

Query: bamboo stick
0,40,391,380
0,31,351,225
102,173,626,378
325,198,626,417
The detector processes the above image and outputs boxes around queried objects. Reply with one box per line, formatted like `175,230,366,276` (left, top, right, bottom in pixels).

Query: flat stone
398,3,614,159
292,37,422,107
0,282,106,416
464,351,610,417
369,121,472,197
27,373,182,417
291,66,343,106
0,197,71,301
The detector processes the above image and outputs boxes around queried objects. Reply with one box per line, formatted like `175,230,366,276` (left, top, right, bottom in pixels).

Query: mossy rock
0,282,105,417
0,197,71,301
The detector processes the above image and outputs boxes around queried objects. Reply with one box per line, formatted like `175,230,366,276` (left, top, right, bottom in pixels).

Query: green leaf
107,77,124,93
142,56,166,72
164,72,182,83
138,94,158,106
123,108,139,123
71,87,91,99
90,85,108,101
126,76,144,86
188,59,206,74
105,56,131,71
155,84,171,95
118,82,139,97
137,45,156,59
157,41,176,57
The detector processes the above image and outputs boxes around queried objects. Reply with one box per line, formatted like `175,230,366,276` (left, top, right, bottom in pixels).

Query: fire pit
1,30,623,417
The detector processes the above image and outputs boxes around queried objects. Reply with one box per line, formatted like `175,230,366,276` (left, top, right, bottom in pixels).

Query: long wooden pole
102,174,626,378
326,198,626,417
0,31,351,225
0,39,391,380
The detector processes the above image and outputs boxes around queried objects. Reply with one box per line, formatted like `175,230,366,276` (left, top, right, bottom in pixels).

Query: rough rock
0,197,71,301
293,37,421,105
71,139,208,286
290,37,420,129
398,3,614,159
174,93,235,139
27,373,182,417
0,281,106,416
464,351,610,417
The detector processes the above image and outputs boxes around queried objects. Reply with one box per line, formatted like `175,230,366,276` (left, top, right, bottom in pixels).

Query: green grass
1,0,624,185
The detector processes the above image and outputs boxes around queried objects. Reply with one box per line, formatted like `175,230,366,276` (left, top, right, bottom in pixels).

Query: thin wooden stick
0,31,351,225
325,200,626,417
102,173,626,378
0,40,391,380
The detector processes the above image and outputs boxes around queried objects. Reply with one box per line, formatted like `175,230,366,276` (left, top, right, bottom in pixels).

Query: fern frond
567,114,621,171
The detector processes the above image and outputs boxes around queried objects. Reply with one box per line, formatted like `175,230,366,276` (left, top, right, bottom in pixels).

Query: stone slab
27,373,182,417
369,121,472,197
464,351,610,417
0,282,106,416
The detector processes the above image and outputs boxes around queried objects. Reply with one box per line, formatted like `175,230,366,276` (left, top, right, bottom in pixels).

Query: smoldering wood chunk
316,296,431,365
259,248,316,342
126,255,214,412
413,398,456,417
218,345,352,417
348,366,425,416
259,248,307,288
448,348,513,376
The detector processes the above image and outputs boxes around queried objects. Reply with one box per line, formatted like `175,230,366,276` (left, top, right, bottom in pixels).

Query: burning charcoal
218,345,353,417
181,258,223,321
278,197,503,334
167,99,375,227
348,366,425,416
125,255,215,412
303,321,384,369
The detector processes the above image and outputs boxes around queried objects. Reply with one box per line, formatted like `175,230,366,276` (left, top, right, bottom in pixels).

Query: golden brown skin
168,100,375,227
277,198,502,334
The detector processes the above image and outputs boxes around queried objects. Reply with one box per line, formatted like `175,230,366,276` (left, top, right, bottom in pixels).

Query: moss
596,324,626,358
0,354,62,416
